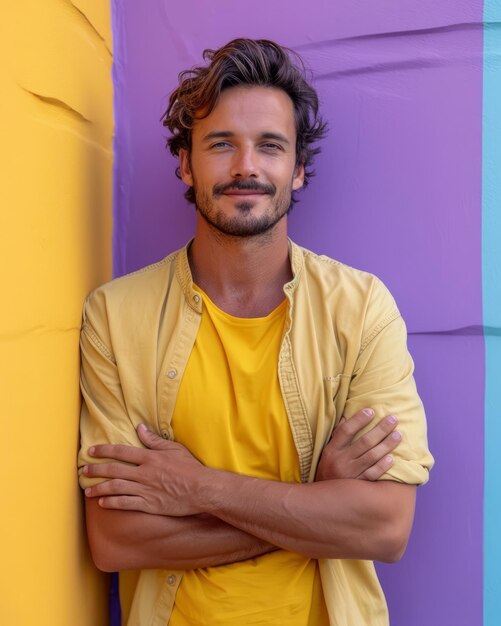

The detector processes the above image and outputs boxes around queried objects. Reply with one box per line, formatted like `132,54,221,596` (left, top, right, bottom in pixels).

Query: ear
292,162,305,191
179,149,193,187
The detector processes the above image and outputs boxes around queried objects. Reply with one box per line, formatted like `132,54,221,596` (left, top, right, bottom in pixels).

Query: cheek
191,158,224,187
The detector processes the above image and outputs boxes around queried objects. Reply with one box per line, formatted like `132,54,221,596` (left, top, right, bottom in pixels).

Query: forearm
84,426,415,565
85,499,275,572
198,471,415,562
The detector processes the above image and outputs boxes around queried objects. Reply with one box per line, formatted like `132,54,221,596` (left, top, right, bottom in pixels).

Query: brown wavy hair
162,38,327,205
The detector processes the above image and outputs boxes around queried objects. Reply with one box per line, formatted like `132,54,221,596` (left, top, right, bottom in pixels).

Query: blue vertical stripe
483,3,501,624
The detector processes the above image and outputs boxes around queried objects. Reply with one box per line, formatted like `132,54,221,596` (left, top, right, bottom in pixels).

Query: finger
85,478,142,499
330,408,375,447
359,455,395,481
352,415,399,457
97,495,149,512
89,443,145,464
137,423,171,450
355,431,401,474
82,462,138,481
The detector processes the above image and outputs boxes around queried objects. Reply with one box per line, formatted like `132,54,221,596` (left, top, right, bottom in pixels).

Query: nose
230,146,259,178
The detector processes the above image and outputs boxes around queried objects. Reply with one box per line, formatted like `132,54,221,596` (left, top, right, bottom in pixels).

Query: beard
193,178,293,238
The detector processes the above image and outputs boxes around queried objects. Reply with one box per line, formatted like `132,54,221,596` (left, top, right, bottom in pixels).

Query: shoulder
81,248,185,343
84,249,180,314
292,243,401,347
301,245,375,285
295,243,397,310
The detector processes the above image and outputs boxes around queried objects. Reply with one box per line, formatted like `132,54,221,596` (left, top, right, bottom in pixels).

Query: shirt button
167,575,176,585
167,369,177,379
161,431,169,439
193,294,200,304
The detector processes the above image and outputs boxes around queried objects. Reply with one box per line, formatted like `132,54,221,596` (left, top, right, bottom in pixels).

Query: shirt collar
175,237,305,310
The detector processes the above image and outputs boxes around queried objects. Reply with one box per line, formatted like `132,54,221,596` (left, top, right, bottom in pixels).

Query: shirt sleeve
343,277,434,486
77,293,141,489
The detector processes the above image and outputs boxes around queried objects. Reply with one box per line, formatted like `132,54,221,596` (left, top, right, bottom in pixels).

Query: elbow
91,547,118,573
92,555,116,573
87,527,122,572
378,538,408,563
375,483,416,563
85,499,130,572
376,522,412,564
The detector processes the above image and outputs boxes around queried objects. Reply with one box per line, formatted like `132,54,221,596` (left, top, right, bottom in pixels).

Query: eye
210,141,231,149
261,143,283,151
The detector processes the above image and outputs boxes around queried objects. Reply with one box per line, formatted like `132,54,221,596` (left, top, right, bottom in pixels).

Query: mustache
212,180,276,196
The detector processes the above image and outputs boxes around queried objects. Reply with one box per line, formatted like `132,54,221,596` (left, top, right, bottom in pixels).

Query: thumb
331,416,346,434
136,423,170,449
327,416,346,446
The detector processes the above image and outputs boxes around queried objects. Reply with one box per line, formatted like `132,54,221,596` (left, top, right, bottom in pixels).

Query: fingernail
85,488,91,496
88,446,95,456
391,431,401,441
387,415,397,424
363,408,374,417
82,465,89,475
138,423,148,433
385,455,394,464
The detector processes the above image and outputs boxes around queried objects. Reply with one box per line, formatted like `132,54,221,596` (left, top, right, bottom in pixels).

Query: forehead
192,86,296,142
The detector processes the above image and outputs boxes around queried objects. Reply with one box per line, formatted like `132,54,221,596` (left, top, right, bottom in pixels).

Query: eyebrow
201,130,291,146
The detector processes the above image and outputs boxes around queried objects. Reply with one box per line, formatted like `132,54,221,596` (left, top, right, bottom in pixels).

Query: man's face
179,86,305,238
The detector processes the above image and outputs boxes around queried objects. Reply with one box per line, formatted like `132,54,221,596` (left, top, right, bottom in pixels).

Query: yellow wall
0,1,113,623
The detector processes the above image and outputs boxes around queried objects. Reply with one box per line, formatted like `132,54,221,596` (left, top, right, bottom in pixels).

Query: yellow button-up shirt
78,240,433,626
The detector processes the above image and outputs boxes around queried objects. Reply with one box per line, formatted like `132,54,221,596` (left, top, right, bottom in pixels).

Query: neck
188,217,292,317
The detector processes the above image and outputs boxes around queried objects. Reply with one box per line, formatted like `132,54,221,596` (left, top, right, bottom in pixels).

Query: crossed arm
83,409,415,572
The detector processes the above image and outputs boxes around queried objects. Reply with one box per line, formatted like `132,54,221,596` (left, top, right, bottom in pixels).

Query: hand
316,408,401,481
83,424,207,516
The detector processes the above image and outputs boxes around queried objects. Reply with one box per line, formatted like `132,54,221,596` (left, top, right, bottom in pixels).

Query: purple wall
112,1,484,623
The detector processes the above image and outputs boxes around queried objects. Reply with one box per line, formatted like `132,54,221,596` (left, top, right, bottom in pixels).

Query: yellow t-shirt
169,287,329,626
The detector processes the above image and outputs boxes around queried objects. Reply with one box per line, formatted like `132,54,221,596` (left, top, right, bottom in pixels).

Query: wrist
193,466,226,514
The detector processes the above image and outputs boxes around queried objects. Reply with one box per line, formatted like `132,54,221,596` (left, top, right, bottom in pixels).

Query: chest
170,298,301,482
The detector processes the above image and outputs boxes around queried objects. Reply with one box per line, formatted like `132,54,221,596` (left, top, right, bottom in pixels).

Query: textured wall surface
483,2,501,624
110,1,493,625
0,1,113,624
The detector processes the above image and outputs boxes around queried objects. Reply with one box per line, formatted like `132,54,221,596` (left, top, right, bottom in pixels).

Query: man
78,39,433,625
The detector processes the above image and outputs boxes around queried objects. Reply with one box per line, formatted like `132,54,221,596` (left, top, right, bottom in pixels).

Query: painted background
111,1,498,625
1,0,498,624
0,1,112,624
